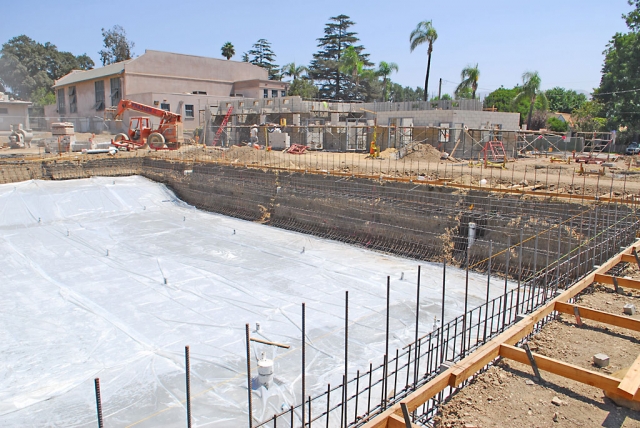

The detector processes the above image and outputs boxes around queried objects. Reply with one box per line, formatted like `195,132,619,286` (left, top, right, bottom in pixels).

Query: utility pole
438,78,442,100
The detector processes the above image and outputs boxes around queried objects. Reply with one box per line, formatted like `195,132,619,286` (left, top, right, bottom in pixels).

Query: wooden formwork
363,241,640,428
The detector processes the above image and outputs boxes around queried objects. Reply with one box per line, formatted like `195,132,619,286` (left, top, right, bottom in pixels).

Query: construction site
2,94,640,428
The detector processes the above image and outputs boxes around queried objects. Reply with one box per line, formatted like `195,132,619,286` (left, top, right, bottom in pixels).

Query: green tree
455,64,480,99
513,71,548,130
410,20,438,101
288,78,319,99
0,35,93,100
309,15,371,100
545,87,587,113
596,0,640,133
248,39,280,80
99,25,134,66
573,100,607,132
221,42,235,60
241,52,249,62
546,116,569,132
281,62,308,81
388,84,424,102
377,61,399,101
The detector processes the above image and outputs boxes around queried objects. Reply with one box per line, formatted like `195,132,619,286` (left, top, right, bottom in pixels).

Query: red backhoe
107,99,183,151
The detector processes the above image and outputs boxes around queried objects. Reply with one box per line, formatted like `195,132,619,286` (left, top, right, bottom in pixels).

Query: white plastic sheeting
0,176,513,427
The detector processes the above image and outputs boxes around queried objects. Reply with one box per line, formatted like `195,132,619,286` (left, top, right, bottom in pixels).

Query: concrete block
593,353,610,368
624,304,636,315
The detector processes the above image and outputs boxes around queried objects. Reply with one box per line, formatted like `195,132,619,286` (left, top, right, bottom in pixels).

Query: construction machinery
106,99,183,151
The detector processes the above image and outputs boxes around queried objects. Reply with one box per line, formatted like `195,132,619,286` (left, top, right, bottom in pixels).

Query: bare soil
433,266,640,428
2,136,640,198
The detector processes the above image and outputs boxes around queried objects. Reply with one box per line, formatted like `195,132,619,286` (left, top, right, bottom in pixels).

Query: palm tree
455,64,480,99
410,20,438,101
281,62,308,81
377,61,399,101
513,71,548,130
221,42,235,60
339,46,365,98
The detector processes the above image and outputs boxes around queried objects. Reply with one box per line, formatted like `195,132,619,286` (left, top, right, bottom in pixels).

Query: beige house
52,50,289,132
0,92,31,131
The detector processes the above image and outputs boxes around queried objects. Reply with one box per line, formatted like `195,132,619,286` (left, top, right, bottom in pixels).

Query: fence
251,206,638,427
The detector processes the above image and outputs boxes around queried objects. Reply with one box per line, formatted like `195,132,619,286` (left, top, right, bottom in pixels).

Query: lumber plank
499,344,632,399
620,254,638,264
618,353,640,396
360,241,639,428
388,413,418,428
401,371,451,412
594,274,640,290
554,302,640,332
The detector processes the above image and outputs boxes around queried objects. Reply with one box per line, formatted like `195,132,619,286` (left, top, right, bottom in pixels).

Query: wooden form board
361,242,640,428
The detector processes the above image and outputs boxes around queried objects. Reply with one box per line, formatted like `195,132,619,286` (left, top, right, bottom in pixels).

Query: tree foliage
288,78,319,99
546,116,569,132
281,62,308,81
573,100,607,132
596,0,640,133
545,87,587,113
388,84,424,102
455,64,480,99
221,42,235,60
0,35,94,100
513,71,548,130
99,25,134,66
410,20,437,101
377,61,398,101
309,15,370,100
248,39,279,80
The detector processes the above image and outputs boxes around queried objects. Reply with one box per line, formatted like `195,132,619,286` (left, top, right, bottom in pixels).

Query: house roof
554,112,574,125
53,59,135,87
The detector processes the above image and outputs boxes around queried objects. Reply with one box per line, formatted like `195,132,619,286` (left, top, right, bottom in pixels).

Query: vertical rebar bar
413,266,421,386
245,323,253,428
94,378,104,428
502,236,511,330
344,291,348,428
440,260,446,364
483,241,492,342
462,248,469,357
185,346,192,428
516,228,523,314
384,276,390,408
302,303,306,428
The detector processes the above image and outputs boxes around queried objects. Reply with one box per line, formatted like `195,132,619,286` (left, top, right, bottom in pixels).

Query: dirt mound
403,143,442,161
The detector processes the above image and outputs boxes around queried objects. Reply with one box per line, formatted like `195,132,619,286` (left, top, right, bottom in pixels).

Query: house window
94,80,105,111
281,90,286,97
69,86,77,113
160,103,170,111
272,90,278,98
0,108,8,114
57,88,66,115
185,104,194,118
263,89,268,98
110,77,121,106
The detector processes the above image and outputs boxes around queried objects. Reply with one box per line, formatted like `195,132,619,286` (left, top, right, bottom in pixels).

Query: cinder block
624,304,636,315
593,353,610,368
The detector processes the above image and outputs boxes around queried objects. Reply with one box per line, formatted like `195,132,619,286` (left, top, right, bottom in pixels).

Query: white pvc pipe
468,222,477,248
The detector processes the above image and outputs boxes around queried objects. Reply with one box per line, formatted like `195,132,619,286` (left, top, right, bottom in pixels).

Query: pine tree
309,15,370,100
247,39,279,80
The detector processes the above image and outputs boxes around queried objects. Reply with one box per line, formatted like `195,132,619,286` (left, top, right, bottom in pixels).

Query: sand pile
404,143,442,161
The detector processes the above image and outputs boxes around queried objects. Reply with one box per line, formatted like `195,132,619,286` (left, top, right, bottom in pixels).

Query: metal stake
245,323,253,428
94,378,104,428
185,346,192,428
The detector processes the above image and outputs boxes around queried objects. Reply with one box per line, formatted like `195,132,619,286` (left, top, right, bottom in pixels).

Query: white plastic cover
0,176,512,427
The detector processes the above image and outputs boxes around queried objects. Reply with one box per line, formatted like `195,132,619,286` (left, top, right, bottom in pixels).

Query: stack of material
47,123,76,153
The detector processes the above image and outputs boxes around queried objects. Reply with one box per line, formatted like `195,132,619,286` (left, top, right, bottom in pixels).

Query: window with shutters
94,81,105,111
185,105,194,118
160,103,170,111
69,86,77,113
110,78,121,106
57,88,66,115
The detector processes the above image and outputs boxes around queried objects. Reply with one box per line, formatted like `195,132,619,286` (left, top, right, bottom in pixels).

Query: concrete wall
373,110,520,130
232,80,289,99
0,101,30,131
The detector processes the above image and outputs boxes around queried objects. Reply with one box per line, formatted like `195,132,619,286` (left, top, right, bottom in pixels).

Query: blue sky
1,0,631,97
